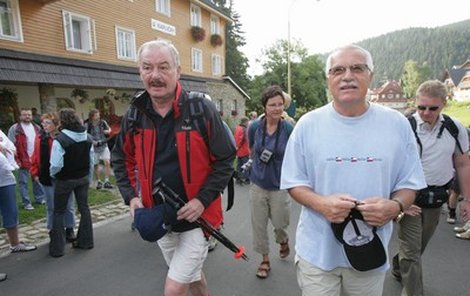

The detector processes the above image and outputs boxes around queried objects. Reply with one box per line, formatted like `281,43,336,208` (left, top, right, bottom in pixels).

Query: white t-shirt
21,122,36,157
413,113,470,186
280,103,426,272
0,129,17,187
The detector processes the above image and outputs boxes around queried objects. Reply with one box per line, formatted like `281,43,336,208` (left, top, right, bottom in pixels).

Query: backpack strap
440,114,463,154
187,91,235,211
188,91,209,147
407,115,422,157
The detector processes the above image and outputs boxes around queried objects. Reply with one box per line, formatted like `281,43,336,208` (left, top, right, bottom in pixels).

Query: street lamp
287,0,297,98
287,0,320,98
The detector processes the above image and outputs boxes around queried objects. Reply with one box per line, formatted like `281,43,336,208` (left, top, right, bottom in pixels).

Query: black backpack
407,114,464,157
127,91,235,211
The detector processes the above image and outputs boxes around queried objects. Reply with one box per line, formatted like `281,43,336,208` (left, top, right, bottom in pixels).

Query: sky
232,0,470,75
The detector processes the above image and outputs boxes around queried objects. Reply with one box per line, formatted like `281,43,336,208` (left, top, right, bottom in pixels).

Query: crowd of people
1,40,469,296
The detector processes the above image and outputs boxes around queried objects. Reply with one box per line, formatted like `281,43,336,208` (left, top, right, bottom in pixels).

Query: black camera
259,148,274,164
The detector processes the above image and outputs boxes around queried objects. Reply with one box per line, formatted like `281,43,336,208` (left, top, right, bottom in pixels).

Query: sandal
280,240,290,259
256,260,271,279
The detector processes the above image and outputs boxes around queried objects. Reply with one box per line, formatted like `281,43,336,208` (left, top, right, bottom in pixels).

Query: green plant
210,34,223,46
190,26,206,42
71,88,89,103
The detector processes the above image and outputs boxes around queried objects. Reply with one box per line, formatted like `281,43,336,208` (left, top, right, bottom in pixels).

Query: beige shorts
295,255,385,296
157,228,208,284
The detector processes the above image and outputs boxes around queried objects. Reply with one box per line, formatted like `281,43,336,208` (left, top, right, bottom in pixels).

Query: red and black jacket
111,82,236,229
9,122,40,170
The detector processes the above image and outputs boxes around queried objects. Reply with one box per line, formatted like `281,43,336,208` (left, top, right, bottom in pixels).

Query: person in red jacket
234,116,250,185
30,112,76,242
8,108,45,210
111,40,235,296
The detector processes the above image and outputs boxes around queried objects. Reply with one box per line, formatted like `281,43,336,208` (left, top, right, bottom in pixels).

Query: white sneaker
10,242,37,253
456,229,470,240
454,221,470,233
24,204,35,211
446,215,456,224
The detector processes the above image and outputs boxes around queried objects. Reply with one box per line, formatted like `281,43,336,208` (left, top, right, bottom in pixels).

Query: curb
0,199,130,258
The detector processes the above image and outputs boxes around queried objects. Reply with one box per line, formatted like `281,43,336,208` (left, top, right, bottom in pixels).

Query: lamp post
287,0,297,98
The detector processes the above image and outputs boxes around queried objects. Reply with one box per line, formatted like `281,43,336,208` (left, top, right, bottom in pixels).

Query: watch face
395,212,405,222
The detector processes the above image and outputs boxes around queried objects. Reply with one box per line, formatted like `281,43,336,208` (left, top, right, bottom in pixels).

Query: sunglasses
417,105,440,111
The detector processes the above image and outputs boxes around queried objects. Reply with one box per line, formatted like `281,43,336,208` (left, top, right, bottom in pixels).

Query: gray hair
137,39,180,67
416,80,447,102
325,44,374,75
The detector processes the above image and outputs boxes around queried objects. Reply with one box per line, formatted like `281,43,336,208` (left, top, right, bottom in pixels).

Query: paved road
1,183,468,295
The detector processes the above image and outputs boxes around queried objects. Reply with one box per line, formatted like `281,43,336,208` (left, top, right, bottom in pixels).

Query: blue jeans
18,168,45,205
42,183,75,230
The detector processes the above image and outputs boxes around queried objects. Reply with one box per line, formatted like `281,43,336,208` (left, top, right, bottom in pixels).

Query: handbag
133,203,177,242
415,186,449,208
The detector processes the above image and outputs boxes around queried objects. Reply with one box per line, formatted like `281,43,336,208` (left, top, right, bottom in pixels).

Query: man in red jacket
8,108,45,210
112,40,235,296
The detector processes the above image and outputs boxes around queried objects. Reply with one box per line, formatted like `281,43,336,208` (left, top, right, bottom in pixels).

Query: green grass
15,176,120,225
444,100,470,127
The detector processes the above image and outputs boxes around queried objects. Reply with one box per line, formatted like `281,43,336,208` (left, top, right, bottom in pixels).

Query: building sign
151,19,176,36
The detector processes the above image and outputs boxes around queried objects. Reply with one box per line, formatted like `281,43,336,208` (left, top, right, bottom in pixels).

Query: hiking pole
153,179,249,261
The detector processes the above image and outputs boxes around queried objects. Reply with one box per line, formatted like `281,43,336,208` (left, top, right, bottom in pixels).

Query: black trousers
49,176,93,256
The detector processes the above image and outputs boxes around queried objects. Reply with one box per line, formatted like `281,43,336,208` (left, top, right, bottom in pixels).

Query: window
212,54,222,76
62,10,93,53
156,0,171,16
0,0,23,42
191,48,203,72
210,15,220,34
115,26,136,61
190,4,201,27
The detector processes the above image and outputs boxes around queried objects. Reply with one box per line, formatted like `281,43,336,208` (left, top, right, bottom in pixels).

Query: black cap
331,208,386,271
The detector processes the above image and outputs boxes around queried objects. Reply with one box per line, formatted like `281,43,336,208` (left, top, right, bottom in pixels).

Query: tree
213,0,250,91
400,60,431,98
247,39,327,118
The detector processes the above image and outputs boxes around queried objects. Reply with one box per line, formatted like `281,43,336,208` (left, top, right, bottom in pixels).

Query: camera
259,148,274,164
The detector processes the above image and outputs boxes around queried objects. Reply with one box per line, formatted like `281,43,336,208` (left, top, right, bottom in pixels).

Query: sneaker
208,236,217,252
103,181,113,189
454,221,470,233
24,204,35,211
36,200,46,205
96,181,103,190
456,229,470,240
0,273,7,282
446,215,456,224
10,242,37,253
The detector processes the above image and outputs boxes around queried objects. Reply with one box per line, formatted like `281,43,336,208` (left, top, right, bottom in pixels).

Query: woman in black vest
49,108,94,257
30,112,76,241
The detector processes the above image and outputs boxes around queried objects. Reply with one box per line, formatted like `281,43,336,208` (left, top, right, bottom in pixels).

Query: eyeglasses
417,105,440,112
328,64,370,76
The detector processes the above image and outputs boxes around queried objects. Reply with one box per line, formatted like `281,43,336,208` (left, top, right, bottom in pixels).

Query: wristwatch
392,198,405,222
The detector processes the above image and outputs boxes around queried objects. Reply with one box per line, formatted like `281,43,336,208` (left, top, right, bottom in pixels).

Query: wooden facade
369,80,408,112
0,0,248,131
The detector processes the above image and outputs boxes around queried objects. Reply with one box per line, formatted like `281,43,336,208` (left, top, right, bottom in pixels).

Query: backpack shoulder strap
441,114,463,154
187,91,209,146
407,115,422,157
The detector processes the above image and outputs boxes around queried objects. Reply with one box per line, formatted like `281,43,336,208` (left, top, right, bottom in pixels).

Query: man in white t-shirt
8,108,45,210
280,45,426,296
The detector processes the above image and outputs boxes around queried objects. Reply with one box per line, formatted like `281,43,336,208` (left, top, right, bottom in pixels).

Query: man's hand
177,199,204,223
317,194,357,224
357,197,400,226
404,204,422,217
129,197,143,217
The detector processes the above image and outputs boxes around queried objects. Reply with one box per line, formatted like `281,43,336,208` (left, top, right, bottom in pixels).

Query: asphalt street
1,183,468,296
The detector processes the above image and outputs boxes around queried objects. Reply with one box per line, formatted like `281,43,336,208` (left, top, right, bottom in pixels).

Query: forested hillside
352,19,470,87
